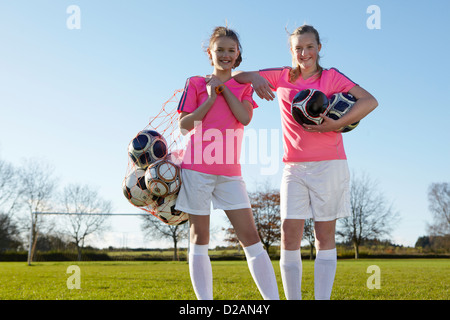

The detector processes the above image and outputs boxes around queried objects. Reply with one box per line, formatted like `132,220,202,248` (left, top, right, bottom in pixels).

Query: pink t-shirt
177,76,258,176
259,67,357,163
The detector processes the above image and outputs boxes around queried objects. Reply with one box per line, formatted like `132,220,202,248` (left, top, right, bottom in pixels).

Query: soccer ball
128,130,168,170
328,92,360,132
291,89,331,126
145,159,182,198
122,168,154,207
155,193,188,225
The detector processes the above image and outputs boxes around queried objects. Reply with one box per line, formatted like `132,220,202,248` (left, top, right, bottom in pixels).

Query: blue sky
0,0,449,248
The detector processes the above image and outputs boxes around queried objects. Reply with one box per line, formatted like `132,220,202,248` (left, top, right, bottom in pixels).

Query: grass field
0,259,448,300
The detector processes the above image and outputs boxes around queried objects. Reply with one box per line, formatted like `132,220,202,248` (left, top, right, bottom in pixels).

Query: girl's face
208,37,240,71
290,33,321,72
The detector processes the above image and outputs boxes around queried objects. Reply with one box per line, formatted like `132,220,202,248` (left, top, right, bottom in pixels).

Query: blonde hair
288,25,323,83
207,26,243,69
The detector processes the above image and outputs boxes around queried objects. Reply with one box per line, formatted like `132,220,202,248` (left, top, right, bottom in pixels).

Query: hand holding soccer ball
291,89,359,133
327,92,360,132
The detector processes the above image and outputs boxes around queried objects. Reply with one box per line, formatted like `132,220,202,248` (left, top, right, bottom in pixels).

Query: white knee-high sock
189,243,213,300
314,248,337,300
280,249,302,300
243,242,279,300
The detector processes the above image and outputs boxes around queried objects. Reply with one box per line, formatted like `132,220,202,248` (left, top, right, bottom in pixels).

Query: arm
303,86,378,133
342,85,378,125
233,71,276,101
178,79,218,133
221,85,253,126
178,97,215,133
178,75,254,131
207,75,253,126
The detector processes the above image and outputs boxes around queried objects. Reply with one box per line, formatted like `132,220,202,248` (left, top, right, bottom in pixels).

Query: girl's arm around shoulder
233,71,275,101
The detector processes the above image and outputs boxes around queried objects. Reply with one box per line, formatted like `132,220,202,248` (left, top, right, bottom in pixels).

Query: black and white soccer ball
128,130,168,170
122,168,154,207
328,92,360,132
155,193,188,225
145,159,182,198
291,89,331,126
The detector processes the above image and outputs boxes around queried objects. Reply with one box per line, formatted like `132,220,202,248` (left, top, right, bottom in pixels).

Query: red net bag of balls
122,89,188,226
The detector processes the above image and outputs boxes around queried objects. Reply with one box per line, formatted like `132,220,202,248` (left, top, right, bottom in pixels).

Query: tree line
0,158,111,264
1,157,449,261
146,175,449,259
222,174,402,259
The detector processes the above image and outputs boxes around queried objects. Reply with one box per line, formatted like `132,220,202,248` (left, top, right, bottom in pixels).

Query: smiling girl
175,26,279,300
234,25,378,300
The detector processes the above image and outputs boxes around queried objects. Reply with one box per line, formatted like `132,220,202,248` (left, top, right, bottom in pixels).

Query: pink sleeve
330,68,357,93
242,84,259,109
177,77,198,113
258,67,286,91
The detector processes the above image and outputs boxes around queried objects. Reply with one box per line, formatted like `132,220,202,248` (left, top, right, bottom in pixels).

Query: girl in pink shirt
235,25,378,300
175,26,279,300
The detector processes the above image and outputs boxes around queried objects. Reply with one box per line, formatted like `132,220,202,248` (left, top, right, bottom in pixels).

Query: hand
302,113,342,133
252,75,276,101
205,75,223,99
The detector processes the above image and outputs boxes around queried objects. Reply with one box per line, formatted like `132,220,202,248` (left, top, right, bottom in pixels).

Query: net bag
122,89,188,225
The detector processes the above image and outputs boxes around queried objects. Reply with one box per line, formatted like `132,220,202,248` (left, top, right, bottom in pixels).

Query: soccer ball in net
291,89,331,126
155,193,188,225
128,130,168,170
328,92,360,132
122,168,154,207
145,159,182,198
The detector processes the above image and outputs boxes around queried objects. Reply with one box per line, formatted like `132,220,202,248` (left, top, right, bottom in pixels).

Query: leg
307,161,350,300
314,219,337,300
225,208,279,300
280,219,305,299
189,214,210,245
188,214,213,300
281,219,305,250
279,163,311,299
314,220,336,250
224,208,260,247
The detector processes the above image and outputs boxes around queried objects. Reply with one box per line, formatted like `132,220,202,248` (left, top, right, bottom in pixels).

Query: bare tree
17,160,57,265
248,183,281,253
337,172,399,259
427,182,450,236
141,214,188,260
0,159,22,215
60,184,112,261
0,159,23,251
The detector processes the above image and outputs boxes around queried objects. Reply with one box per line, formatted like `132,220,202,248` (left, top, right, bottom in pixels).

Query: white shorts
280,160,351,221
175,169,251,215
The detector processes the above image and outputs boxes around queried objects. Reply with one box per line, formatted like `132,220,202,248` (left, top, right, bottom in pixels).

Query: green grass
0,259,448,300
